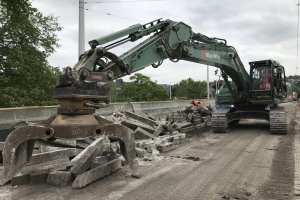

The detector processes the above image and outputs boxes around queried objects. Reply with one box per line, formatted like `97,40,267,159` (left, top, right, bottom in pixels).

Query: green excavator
0,18,287,184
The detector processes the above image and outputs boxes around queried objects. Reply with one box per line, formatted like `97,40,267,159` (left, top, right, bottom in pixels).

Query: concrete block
153,125,165,137
125,111,157,127
76,141,89,149
136,140,156,153
50,139,77,148
40,145,68,153
72,159,121,189
22,158,71,175
135,148,146,158
178,133,186,140
173,136,180,145
11,173,30,186
134,127,154,140
70,136,109,176
28,148,80,165
180,125,195,132
11,170,48,186
83,138,95,144
30,170,48,184
90,155,110,169
174,122,193,129
156,143,178,153
47,171,71,187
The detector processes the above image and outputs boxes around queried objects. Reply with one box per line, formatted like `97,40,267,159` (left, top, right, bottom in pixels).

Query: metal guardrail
0,100,215,129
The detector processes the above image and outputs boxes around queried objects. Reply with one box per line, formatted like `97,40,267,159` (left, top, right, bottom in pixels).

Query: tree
172,78,206,99
0,0,62,107
117,73,168,102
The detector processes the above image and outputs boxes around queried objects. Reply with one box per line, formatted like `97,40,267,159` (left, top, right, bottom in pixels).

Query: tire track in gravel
115,131,237,200
256,103,296,200
118,123,271,200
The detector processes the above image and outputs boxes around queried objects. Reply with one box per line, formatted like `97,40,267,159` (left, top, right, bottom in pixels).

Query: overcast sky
32,0,298,84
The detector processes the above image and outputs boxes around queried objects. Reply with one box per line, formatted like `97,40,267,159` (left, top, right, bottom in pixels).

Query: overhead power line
85,8,145,23
85,0,163,3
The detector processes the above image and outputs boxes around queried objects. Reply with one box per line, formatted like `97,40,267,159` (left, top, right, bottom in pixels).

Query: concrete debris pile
166,104,213,132
7,136,123,189
135,132,186,161
1,110,192,189
107,111,187,162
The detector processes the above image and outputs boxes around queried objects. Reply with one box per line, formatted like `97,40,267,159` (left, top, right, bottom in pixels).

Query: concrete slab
121,120,155,133
76,141,89,149
125,111,157,127
50,139,77,147
22,158,71,175
134,127,155,140
28,148,80,165
70,136,109,176
72,159,121,189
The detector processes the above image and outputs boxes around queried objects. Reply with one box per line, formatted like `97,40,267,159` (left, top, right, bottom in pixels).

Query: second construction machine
0,18,287,184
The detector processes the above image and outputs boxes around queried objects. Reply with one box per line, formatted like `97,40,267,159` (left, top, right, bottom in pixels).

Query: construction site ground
1,101,300,200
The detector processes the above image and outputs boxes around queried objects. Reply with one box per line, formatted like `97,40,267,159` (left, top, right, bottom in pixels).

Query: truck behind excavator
0,18,288,185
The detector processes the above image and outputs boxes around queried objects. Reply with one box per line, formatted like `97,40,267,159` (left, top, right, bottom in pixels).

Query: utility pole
207,65,210,99
169,85,172,100
79,0,85,57
297,1,300,74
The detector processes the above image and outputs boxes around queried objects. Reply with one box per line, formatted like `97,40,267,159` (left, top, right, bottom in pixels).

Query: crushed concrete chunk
135,148,146,158
153,124,165,137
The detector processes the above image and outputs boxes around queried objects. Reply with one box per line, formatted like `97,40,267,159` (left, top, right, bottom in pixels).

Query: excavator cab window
251,66,271,90
250,61,273,100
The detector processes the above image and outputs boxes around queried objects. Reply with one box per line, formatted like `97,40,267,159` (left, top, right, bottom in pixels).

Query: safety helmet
192,100,200,106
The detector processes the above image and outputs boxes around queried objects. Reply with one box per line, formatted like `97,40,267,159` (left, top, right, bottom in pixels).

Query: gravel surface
2,102,298,200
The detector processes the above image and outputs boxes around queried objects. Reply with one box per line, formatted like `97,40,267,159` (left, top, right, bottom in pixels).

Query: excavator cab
249,60,287,104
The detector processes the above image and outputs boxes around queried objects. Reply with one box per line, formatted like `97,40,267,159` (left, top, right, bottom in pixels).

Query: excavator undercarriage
211,106,287,134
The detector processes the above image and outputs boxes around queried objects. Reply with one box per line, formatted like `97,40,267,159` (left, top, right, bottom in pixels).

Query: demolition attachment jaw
0,115,137,185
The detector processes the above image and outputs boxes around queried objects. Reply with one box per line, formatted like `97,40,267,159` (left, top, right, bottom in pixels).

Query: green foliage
109,81,117,102
172,78,206,99
0,0,62,107
117,73,168,102
291,83,300,98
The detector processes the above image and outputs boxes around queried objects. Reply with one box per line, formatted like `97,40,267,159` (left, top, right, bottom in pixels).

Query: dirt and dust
1,102,298,200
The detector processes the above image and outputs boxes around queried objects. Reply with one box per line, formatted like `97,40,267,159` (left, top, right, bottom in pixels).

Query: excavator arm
62,19,250,109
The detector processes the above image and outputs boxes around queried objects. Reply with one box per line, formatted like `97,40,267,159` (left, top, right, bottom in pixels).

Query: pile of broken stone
6,111,194,189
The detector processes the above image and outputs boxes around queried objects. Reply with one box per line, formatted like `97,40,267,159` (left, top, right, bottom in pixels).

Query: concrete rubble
3,107,210,189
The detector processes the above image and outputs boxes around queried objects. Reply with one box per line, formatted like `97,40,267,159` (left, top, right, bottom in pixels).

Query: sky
32,0,299,84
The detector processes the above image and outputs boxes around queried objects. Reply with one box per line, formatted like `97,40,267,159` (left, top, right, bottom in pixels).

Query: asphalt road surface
1,102,299,200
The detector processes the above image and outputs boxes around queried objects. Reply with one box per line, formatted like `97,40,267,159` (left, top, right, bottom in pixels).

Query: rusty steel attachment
0,114,136,185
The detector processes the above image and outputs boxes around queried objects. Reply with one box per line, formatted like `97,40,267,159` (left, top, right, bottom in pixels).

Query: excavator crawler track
211,109,229,133
269,106,287,134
